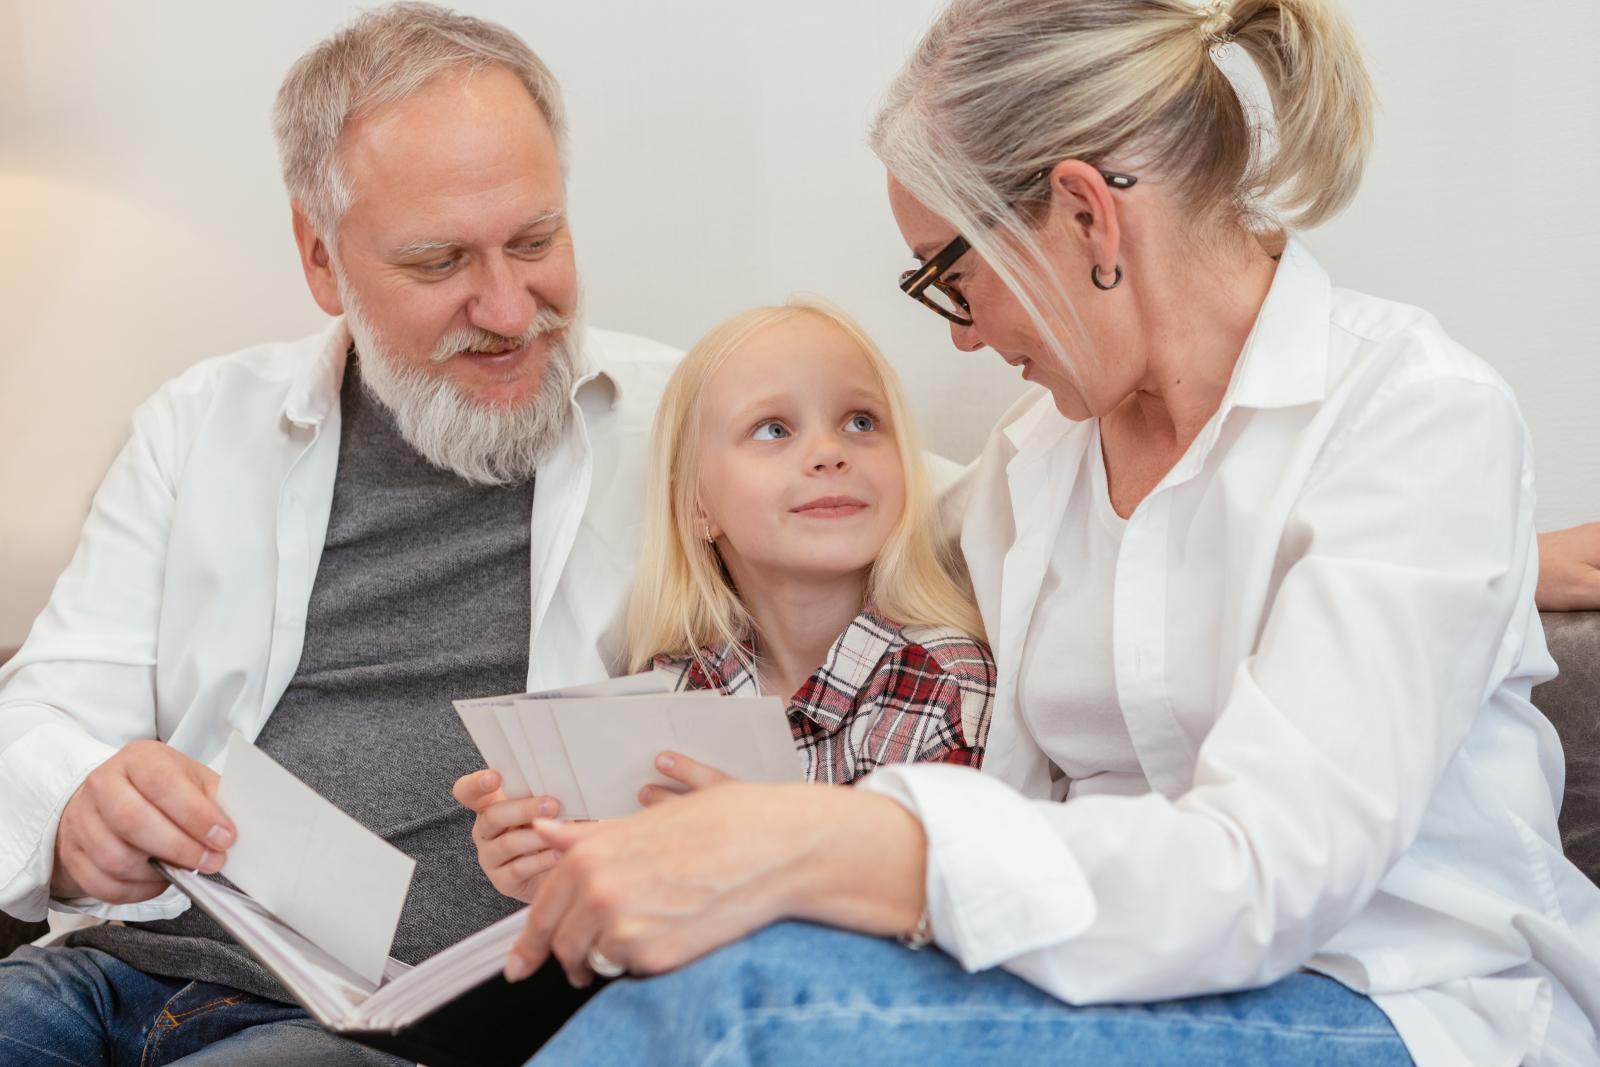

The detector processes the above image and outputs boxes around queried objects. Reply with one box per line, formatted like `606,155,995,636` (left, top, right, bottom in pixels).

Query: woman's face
887,175,1131,422
694,315,906,592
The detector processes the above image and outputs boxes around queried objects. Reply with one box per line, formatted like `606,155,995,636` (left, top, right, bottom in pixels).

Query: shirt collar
281,318,622,428
690,606,903,733
1221,234,1332,412
283,318,353,428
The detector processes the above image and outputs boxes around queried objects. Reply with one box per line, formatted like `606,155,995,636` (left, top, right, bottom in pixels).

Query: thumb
655,751,732,791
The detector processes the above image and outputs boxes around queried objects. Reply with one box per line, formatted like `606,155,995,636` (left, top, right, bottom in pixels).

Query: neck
730,566,867,701
1111,229,1280,449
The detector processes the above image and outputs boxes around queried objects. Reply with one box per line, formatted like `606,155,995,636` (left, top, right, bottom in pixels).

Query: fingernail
480,771,498,791
207,825,231,847
656,754,675,770
199,850,221,872
504,954,532,983
537,799,557,818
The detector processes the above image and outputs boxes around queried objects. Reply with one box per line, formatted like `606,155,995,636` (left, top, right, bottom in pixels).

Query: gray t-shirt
69,354,533,1001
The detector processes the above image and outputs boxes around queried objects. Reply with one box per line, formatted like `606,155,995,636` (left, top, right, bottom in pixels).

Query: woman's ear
1045,160,1122,277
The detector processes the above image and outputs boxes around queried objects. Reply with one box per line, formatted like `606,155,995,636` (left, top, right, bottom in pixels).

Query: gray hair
272,1,569,236
870,0,1375,383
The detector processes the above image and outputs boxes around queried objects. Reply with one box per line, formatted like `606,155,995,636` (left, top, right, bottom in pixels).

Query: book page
215,733,416,986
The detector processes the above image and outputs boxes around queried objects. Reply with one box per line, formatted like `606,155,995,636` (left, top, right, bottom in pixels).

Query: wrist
773,785,928,937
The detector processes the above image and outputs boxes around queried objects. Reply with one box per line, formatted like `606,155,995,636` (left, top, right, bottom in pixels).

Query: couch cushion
1533,612,1600,885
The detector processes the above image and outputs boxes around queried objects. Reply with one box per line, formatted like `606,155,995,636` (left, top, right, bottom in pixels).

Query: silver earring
703,524,715,544
1092,264,1124,291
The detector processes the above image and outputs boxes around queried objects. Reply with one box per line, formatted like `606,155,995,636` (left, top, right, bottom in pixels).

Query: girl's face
695,315,907,590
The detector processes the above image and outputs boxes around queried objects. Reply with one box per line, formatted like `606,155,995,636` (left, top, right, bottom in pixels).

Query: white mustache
431,307,572,364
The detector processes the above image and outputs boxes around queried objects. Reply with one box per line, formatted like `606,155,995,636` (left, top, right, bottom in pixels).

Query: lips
791,495,868,519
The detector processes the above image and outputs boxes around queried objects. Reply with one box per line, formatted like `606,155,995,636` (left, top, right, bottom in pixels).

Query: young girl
626,298,994,784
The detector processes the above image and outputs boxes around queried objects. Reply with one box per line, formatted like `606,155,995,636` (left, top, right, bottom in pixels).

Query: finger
452,769,501,810
493,848,563,894
58,833,166,905
476,796,562,842
68,799,174,883
547,884,609,989
638,783,687,808
90,776,225,874
481,827,555,870
125,753,233,853
529,818,602,852
654,752,732,790
507,865,582,983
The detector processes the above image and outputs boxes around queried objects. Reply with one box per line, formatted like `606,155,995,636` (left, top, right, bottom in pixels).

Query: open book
157,866,588,1065
163,735,596,1067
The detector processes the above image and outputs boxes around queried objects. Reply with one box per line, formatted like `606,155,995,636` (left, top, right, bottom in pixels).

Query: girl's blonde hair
625,298,984,672
869,0,1375,388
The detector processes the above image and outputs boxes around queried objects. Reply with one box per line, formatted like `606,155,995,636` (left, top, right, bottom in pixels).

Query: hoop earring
1091,264,1124,291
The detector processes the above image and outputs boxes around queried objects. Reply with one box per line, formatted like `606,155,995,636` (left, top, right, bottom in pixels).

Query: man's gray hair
272,1,569,236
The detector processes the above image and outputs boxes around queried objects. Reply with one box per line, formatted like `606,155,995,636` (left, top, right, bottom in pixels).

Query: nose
950,319,986,353
806,432,850,473
467,253,536,339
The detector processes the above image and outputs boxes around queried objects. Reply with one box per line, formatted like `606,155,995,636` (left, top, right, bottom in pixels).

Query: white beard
339,280,579,486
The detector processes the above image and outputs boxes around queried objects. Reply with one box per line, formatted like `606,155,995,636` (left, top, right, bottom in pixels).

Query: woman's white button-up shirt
863,239,1600,1066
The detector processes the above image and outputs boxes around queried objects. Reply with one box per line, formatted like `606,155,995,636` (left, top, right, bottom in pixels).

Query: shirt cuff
0,720,118,921
858,762,1095,971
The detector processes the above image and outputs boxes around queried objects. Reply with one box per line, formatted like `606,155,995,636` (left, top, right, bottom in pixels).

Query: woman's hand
452,770,566,903
1537,523,1600,611
637,751,732,807
503,781,928,987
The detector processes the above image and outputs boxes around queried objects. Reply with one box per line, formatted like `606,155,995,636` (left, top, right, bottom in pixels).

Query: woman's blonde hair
625,298,985,672
869,0,1375,384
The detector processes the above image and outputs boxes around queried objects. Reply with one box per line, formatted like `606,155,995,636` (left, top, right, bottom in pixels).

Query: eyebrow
728,386,888,425
387,209,566,260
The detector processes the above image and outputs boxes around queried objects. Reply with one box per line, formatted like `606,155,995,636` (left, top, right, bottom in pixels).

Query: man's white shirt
0,319,680,923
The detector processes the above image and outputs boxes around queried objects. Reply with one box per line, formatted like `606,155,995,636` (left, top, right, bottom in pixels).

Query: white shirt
863,239,1600,1067
0,319,680,924
1018,422,1141,795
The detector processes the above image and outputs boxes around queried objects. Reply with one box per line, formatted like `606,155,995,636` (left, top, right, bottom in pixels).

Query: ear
694,500,723,543
1044,160,1122,282
291,204,345,317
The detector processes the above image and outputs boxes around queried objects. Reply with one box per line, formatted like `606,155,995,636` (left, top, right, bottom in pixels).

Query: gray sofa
2,617,1597,958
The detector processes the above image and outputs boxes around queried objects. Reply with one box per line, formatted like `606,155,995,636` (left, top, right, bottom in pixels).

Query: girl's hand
502,782,928,988
452,770,566,903
637,751,733,807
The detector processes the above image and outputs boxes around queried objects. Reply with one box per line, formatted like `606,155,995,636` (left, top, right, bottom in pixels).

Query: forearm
772,785,928,938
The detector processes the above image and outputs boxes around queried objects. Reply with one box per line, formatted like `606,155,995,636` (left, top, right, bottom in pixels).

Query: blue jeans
0,945,407,1066
533,922,1415,1066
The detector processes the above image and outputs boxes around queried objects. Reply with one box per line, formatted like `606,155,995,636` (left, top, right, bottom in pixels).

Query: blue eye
843,413,876,433
417,257,460,275
751,420,790,441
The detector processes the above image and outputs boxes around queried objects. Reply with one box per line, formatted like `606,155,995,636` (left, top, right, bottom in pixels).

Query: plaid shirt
655,608,995,785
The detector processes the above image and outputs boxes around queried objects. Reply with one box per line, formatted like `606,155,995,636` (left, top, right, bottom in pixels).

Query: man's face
331,65,578,411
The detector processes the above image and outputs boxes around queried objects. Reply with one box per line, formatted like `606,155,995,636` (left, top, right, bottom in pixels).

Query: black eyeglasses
898,168,1138,326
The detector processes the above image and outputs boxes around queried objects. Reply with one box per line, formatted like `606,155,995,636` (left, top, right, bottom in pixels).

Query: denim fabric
533,922,1415,1067
0,945,405,1066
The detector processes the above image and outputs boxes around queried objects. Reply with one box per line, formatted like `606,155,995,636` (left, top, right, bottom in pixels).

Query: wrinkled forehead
338,66,565,242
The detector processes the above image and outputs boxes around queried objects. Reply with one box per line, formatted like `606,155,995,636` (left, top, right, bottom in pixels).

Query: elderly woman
493,0,1600,1063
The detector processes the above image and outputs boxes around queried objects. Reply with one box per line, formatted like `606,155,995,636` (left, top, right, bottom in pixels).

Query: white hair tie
1197,0,1235,48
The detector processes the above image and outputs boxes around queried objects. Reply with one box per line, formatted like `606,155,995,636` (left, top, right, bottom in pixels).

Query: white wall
2,0,1596,646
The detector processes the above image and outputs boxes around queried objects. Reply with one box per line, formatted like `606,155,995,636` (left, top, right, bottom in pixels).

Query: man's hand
453,770,565,903
1537,523,1600,612
51,740,233,904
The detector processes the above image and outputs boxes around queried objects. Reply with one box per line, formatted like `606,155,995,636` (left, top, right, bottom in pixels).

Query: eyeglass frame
898,168,1139,327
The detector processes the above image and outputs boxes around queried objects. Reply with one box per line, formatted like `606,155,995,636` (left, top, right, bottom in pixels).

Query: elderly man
0,5,673,1063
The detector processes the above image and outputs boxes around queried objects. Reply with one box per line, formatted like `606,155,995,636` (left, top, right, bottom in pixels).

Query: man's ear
291,204,344,317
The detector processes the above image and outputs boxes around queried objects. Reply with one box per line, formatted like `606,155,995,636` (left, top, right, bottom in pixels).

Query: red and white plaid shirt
654,607,995,785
